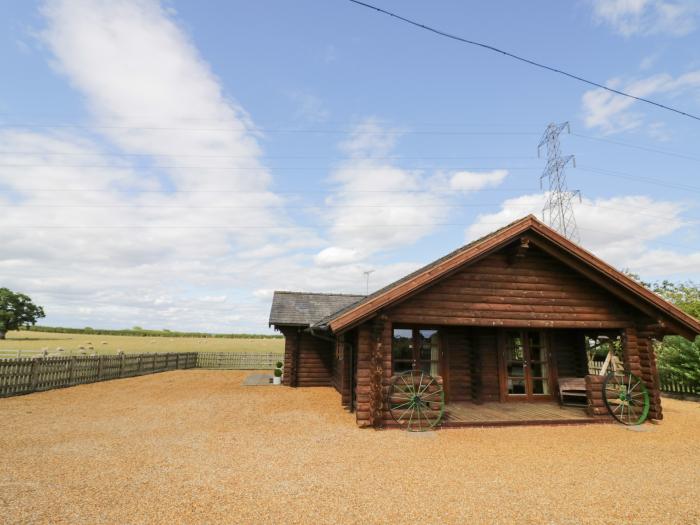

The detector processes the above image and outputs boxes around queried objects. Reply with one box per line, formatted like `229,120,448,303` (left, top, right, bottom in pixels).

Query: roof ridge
273,290,366,297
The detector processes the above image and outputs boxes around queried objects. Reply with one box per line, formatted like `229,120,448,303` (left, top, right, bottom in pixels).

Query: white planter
273,376,281,385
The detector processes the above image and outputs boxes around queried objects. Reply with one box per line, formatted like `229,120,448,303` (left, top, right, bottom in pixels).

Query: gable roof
319,215,700,339
269,291,365,327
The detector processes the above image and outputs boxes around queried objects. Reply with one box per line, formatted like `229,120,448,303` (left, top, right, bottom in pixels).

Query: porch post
368,315,387,428
636,325,663,421
585,374,609,418
355,323,372,427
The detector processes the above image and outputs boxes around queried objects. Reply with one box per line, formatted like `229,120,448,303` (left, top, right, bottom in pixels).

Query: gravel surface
1,371,699,524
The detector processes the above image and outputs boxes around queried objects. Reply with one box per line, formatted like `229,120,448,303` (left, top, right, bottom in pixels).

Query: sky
0,0,699,333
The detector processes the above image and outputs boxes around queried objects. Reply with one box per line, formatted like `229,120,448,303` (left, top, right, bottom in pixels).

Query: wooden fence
0,351,284,398
659,373,699,397
196,352,283,370
0,353,197,398
0,349,45,359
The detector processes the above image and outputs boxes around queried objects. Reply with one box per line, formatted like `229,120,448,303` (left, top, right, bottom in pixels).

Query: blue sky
0,0,699,333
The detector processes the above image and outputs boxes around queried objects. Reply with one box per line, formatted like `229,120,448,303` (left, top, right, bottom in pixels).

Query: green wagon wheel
388,370,445,432
602,371,650,426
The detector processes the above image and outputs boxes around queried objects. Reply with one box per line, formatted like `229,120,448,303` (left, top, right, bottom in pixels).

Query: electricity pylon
538,122,581,243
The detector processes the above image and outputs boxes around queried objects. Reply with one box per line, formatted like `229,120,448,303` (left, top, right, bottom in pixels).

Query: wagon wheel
388,370,445,432
602,371,650,426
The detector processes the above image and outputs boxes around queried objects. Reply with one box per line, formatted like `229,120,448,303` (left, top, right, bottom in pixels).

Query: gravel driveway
1,370,699,524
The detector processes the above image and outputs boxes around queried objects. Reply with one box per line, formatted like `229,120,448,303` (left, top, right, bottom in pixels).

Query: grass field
0,330,283,356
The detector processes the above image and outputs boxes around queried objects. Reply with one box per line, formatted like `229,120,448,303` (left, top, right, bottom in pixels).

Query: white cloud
466,193,700,279
449,170,508,191
314,247,363,267
314,120,511,271
581,70,700,133
590,0,700,36
0,0,305,333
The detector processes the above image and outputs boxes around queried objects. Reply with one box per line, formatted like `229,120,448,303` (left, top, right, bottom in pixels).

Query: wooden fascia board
527,223,700,339
328,217,534,333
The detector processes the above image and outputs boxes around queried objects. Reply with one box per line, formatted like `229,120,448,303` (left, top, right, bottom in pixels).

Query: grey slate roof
269,291,365,327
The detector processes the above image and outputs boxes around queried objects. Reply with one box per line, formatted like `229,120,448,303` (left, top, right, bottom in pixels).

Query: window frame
391,325,440,375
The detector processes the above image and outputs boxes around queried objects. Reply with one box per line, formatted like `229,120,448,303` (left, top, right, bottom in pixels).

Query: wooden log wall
442,328,473,402
550,330,588,379
475,329,499,402
295,332,333,387
279,327,299,387
336,332,355,408
386,246,635,329
331,336,354,407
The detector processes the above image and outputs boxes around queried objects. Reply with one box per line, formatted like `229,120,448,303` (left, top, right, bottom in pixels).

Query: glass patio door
503,330,551,400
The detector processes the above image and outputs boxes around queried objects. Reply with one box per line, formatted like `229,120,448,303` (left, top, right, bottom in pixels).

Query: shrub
274,368,282,377
276,361,283,369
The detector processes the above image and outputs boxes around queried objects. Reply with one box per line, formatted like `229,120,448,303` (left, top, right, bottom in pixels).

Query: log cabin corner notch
269,215,700,428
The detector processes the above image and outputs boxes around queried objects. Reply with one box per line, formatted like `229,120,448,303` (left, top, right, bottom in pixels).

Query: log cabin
269,215,700,428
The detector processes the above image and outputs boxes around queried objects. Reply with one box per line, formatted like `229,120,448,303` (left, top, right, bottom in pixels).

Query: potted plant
273,361,283,385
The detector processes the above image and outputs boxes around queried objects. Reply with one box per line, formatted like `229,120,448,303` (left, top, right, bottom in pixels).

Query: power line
0,122,539,135
2,223,695,251
578,166,700,193
0,151,538,160
0,187,539,193
572,133,700,163
0,163,541,170
346,0,700,123
1,201,696,223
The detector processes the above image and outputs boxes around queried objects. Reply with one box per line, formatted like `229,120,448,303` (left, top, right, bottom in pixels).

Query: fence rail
196,352,283,370
0,349,45,359
659,374,699,397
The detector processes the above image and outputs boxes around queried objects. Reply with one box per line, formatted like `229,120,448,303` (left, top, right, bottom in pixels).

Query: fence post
119,353,125,377
97,355,103,380
30,358,41,393
68,356,76,386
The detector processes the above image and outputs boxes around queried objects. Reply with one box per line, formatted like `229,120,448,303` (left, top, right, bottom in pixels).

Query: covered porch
385,325,631,428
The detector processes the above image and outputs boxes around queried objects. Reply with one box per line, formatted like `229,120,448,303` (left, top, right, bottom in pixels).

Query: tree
624,275,700,385
623,272,700,319
0,288,46,340
656,336,700,384
649,280,700,320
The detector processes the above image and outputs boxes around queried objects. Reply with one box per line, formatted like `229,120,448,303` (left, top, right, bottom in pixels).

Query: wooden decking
444,401,600,427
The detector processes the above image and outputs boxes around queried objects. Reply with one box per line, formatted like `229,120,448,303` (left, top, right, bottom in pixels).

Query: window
392,328,413,373
392,327,440,376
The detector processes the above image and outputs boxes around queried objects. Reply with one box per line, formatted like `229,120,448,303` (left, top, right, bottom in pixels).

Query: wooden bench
558,377,587,406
